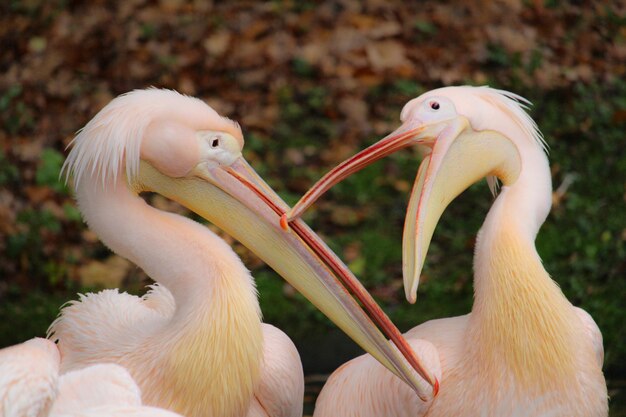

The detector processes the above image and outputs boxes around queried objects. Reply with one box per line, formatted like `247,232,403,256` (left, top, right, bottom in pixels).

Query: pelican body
46,89,431,417
287,86,608,416
0,338,183,417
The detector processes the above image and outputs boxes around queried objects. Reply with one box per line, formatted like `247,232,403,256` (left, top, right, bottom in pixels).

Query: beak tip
406,291,417,304
404,272,420,304
279,213,289,231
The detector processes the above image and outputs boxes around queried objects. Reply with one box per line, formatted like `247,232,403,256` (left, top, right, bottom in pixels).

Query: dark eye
211,138,220,148
430,101,440,110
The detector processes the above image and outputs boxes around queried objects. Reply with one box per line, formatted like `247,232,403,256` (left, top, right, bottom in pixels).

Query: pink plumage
290,86,608,416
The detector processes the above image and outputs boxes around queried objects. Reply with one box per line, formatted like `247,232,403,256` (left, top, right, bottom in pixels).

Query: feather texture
0,339,185,417
62,89,241,188
51,89,304,417
0,338,59,417
313,86,606,416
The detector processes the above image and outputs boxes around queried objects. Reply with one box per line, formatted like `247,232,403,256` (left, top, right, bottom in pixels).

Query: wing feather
50,363,141,415
574,307,604,367
249,324,304,417
314,338,441,417
0,338,60,417
48,286,173,372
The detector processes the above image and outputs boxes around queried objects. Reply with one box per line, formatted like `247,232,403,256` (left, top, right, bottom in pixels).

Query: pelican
0,338,183,417
45,89,434,417
284,86,608,416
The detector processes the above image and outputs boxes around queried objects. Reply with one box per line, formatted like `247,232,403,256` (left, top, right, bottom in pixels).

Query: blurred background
1,0,624,415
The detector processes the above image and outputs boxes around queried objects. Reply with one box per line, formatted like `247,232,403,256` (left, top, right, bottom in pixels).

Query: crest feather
62,88,241,189
468,86,547,197
476,86,548,153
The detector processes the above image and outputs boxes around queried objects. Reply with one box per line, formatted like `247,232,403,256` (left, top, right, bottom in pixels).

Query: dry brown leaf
298,40,329,66
348,14,377,30
284,148,305,166
368,21,403,39
330,205,360,226
366,40,408,71
267,33,296,64
203,31,231,57
342,241,362,263
486,26,537,53
330,28,368,55
338,96,369,128
78,256,132,288
151,195,189,216
241,105,278,131
24,186,52,204
0,190,17,236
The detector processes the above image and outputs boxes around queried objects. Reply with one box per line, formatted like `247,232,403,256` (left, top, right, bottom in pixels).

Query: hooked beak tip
405,277,419,304
279,214,289,231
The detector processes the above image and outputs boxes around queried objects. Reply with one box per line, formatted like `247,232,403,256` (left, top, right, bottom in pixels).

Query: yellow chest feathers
470,229,589,391
140,293,263,417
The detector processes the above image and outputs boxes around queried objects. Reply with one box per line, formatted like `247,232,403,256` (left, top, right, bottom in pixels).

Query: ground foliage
1,0,625,414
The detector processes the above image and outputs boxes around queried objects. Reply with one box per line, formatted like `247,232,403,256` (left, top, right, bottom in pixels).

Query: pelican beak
136,156,436,399
284,116,520,304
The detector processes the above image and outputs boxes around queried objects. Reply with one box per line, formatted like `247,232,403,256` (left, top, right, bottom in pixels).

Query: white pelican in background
45,89,435,417
0,338,183,417
285,86,608,416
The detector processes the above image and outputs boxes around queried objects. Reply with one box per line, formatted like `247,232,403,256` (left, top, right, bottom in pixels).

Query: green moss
0,291,68,347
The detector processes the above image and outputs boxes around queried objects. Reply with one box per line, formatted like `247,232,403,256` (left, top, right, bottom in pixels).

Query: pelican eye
429,101,440,110
211,137,220,148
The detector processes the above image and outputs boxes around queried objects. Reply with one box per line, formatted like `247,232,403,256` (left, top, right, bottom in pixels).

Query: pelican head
286,86,550,303
64,89,435,398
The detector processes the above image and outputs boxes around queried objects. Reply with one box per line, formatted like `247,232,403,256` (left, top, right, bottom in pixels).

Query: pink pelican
285,86,608,416
44,89,435,417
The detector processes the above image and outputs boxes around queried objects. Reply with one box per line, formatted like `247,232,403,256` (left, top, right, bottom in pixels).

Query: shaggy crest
474,86,548,153
469,86,548,197
62,88,240,189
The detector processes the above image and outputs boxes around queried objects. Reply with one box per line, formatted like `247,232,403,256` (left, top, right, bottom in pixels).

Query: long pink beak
284,123,426,222
277,122,443,390
226,160,438,393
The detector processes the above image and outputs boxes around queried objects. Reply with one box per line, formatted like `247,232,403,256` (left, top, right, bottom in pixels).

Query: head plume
473,87,547,196
472,86,547,153
63,88,242,188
